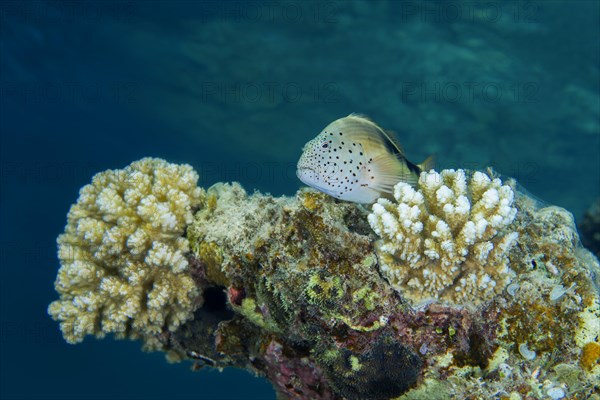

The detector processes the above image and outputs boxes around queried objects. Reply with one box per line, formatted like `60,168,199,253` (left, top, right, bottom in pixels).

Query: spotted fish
296,114,434,204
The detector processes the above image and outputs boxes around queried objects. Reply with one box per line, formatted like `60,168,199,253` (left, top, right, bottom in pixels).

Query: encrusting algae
48,157,600,400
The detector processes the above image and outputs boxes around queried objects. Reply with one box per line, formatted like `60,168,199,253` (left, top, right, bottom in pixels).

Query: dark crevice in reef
321,336,422,400
202,286,232,315
343,204,376,237
166,286,237,366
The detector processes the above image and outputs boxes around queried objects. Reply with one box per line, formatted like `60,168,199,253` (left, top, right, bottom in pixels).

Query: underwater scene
1,1,599,399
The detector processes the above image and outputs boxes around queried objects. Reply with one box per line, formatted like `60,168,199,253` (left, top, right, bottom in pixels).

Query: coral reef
182,183,425,399
48,158,204,347
368,169,518,305
49,165,600,399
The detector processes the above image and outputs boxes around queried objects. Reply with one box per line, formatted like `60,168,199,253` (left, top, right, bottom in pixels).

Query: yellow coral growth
580,342,600,371
368,169,518,305
48,158,203,345
575,297,600,372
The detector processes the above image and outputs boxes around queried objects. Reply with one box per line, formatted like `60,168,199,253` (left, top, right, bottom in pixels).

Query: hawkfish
297,114,434,204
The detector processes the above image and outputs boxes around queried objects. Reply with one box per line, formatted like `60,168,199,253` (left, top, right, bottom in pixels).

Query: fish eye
322,143,328,148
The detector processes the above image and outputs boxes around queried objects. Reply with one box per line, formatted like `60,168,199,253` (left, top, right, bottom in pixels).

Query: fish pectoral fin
418,154,436,173
356,204,371,214
369,153,418,194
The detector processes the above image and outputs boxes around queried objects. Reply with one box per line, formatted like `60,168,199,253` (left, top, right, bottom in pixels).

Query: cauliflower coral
48,158,204,346
368,169,518,305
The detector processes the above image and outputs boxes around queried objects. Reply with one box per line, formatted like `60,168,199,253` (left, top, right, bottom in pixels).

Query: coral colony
48,158,202,349
368,169,518,305
49,158,600,399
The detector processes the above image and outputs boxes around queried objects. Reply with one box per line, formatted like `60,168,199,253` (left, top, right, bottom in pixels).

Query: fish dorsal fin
347,113,374,122
346,114,405,157
336,114,402,157
381,129,405,155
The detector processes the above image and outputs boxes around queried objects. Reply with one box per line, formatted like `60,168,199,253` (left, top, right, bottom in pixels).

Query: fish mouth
296,167,317,185
297,167,332,195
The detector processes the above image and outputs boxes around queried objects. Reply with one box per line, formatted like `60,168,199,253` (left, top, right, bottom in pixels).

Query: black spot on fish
349,150,353,153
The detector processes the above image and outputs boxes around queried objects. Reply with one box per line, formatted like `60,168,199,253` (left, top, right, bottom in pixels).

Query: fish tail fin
418,154,436,173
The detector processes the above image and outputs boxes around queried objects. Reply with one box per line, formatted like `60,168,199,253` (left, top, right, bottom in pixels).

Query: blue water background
1,1,598,399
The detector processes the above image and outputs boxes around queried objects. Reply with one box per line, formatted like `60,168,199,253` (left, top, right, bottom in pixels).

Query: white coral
48,158,203,345
368,169,518,305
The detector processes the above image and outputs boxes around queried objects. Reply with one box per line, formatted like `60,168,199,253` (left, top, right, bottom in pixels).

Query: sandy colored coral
48,158,203,346
368,169,518,305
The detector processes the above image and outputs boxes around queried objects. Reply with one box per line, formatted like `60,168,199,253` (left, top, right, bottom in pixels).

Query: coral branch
368,169,518,305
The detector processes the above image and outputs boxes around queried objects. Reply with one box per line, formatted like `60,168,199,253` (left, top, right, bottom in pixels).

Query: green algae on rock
49,162,600,399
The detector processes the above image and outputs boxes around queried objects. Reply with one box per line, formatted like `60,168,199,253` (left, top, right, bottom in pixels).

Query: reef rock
49,162,600,399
